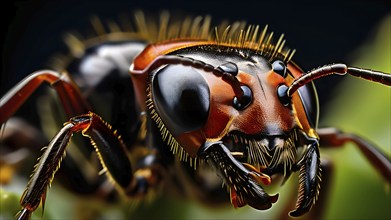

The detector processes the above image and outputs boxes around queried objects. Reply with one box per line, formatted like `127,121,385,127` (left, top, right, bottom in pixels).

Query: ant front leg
289,137,322,217
15,112,151,220
277,158,333,220
317,127,391,183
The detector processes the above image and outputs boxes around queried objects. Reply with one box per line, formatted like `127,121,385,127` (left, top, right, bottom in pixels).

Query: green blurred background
1,1,390,219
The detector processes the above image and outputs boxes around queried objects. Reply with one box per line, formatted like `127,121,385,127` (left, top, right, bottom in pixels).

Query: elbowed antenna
130,55,251,109
287,63,391,97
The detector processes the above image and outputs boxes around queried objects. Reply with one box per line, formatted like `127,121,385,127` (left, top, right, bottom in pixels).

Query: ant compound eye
272,60,287,78
277,84,290,106
152,64,210,136
217,62,239,76
233,85,252,110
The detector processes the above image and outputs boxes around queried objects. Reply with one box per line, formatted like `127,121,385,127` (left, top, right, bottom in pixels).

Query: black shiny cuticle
277,85,290,106
233,85,252,110
217,62,239,76
272,60,287,78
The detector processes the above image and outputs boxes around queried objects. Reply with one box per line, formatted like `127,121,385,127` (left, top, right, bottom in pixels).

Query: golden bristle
107,19,121,33
50,10,295,71
146,88,192,163
158,11,170,41
90,16,106,37
63,32,86,58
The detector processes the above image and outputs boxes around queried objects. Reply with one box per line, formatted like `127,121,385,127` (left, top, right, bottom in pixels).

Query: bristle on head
51,11,295,71
146,88,196,165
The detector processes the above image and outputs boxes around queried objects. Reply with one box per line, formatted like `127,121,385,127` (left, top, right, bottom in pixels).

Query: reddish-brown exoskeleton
1,12,390,219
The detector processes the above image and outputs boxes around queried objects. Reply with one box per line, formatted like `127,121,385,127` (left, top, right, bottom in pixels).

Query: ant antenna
287,63,391,97
130,55,249,109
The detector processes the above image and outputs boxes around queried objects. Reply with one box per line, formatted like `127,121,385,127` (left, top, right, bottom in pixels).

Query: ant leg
0,70,104,198
289,139,322,217
0,70,91,124
308,158,333,219
317,127,391,183
277,158,333,220
15,112,149,220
